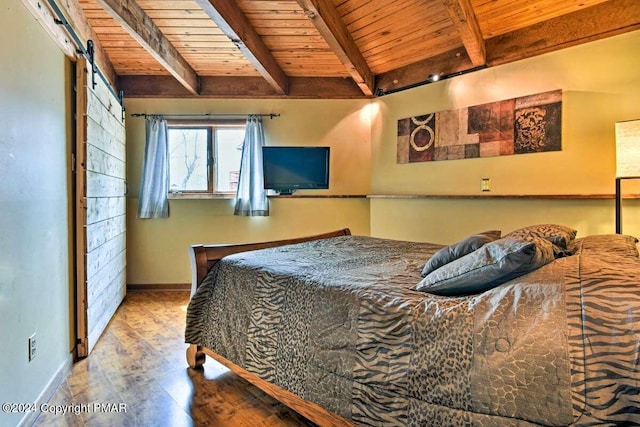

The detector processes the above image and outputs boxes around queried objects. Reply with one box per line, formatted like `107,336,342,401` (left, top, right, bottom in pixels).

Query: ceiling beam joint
195,0,289,95
94,0,200,95
296,0,374,96
441,0,486,66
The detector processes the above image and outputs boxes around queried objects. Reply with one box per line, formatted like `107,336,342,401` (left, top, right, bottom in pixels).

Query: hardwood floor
33,291,316,426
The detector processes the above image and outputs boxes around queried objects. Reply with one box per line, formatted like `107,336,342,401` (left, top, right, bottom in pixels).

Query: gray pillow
421,230,501,277
504,224,577,248
416,236,556,296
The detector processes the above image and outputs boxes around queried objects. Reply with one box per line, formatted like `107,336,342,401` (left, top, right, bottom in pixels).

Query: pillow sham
569,234,639,258
504,224,577,248
416,236,556,296
421,230,501,277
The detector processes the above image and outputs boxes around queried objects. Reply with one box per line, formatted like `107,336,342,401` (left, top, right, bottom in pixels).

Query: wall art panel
397,90,562,163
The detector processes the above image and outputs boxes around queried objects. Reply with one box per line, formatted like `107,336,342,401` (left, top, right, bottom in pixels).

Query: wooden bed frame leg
186,344,206,368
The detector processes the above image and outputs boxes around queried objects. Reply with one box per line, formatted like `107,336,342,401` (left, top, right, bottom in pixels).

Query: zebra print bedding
185,234,640,426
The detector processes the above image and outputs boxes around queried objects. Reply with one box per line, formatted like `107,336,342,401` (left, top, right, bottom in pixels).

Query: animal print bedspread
185,235,640,426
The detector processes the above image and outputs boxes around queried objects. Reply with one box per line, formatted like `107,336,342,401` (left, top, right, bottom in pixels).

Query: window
168,121,245,194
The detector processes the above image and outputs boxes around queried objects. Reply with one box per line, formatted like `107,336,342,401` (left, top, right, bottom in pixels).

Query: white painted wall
0,0,73,425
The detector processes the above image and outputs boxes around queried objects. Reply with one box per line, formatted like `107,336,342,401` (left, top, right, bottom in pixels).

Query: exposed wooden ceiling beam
441,0,486,66
377,0,640,96
58,0,118,89
194,0,289,95
19,0,76,58
119,76,365,99
296,0,374,96
19,0,119,90
486,0,640,66
94,0,199,95
375,48,474,94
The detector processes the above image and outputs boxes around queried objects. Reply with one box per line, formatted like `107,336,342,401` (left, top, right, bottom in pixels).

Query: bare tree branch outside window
169,128,205,191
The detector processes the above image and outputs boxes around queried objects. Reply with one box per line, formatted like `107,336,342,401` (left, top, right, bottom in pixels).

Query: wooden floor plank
33,291,316,426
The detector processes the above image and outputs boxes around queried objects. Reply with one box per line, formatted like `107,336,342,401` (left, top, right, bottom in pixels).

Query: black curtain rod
130,113,280,119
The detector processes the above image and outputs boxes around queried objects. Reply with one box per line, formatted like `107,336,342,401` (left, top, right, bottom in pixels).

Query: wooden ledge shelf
169,193,640,200
269,194,367,198
168,193,367,200
368,194,640,200
169,193,235,199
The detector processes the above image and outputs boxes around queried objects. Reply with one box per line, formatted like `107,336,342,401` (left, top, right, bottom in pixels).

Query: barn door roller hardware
46,0,122,104
86,40,97,89
118,90,125,122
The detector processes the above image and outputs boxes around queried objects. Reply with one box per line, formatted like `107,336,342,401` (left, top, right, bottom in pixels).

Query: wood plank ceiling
64,0,640,98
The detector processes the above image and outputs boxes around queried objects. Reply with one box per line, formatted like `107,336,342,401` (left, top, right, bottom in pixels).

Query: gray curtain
234,115,269,216
138,118,169,218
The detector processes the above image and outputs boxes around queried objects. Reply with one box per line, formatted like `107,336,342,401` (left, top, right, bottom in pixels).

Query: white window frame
167,119,245,197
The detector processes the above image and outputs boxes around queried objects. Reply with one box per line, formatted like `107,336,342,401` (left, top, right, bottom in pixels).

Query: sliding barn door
75,57,127,357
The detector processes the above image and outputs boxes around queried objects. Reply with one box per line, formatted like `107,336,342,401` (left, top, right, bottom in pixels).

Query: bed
185,226,640,426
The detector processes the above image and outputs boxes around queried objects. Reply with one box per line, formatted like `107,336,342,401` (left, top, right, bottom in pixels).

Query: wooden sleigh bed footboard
186,344,355,426
186,228,354,427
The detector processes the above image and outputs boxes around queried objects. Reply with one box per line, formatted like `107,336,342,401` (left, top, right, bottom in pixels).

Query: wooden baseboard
127,283,190,292
18,353,73,427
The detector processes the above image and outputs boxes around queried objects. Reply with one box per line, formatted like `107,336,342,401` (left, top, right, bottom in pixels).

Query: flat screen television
262,146,330,195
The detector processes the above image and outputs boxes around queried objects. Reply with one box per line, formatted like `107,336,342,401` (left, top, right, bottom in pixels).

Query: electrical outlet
28,333,36,362
481,178,491,192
